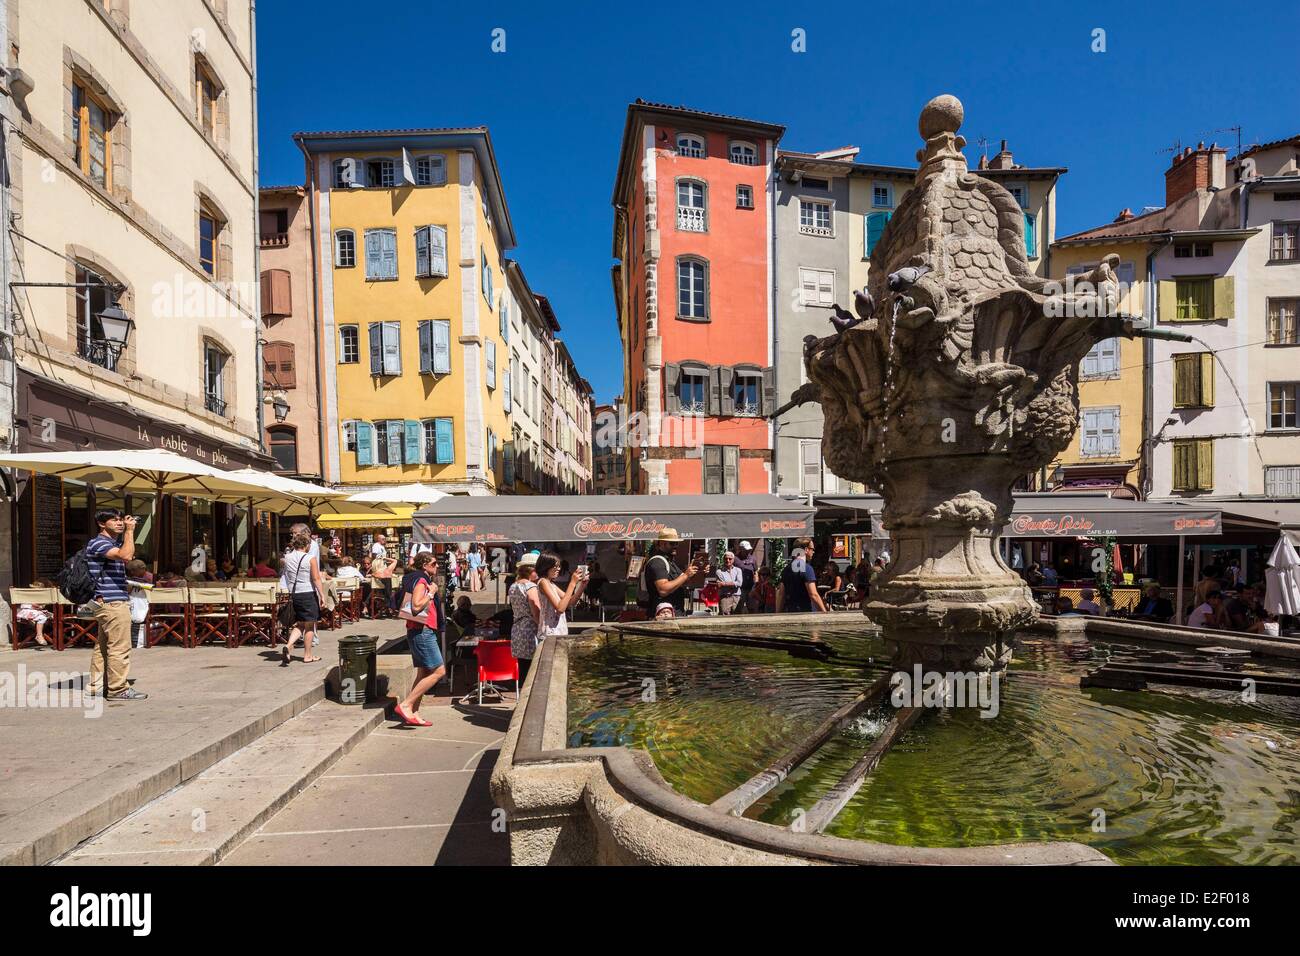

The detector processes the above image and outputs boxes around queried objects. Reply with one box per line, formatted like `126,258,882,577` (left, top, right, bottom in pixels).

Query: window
198,203,224,278
414,225,448,278
262,341,295,389
872,182,893,208
1268,298,1299,345
74,262,120,371
334,229,356,268
339,325,359,364
504,355,513,413
731,370,762,416
676,133,705,158
481,250,493,305
203,343,227,416
799,200,833,237
418,319,451,374
72,82,112,188
268,426,297,473
677,257,708,320
865,211,890,256
1174,242,1212,258
1265,465,1300,497
1173,353,1215,407
798,267,835,308
736,184,754,209
486,339,497,389
363,229,397,280
676,180,707,232
729,141,758,165
1269,382,1299,429
1023,212,1038,258
372,420,406,466
423,419,454,464
333,158,362,188
342,420,357,453
366,157,395,187
703,445,739,495
368,321,401,376
194,56,221,139
1080,338,1119,378
1172,438,1214,491
799,440,822,493
260,268,291,318
1006,184,1029,208
678,368,708,415
1175,278,1214,320
1272,221,1300,261
414,154,446,186
486,428,497,473
1079,407,1119,457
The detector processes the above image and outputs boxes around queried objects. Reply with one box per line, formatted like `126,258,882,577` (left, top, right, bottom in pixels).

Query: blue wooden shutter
866,212,889,256
418,320,433,373
1023,213,1037,258
504,441,515,486
382,322,401,375
355,422,373,466
386,420,404,465
486,339,496,388
503,355,512,412
415,227,430,277
368,322,382,374
404,420,421,463
432,320,451,374
364,231,381,278
435,418,454,463
381,230,397,278
430,225,447,277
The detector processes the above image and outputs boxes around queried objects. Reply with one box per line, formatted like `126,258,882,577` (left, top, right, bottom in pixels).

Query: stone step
54,700,387,866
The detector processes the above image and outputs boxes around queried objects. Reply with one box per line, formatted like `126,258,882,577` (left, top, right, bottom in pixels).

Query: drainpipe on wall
249,0,265,455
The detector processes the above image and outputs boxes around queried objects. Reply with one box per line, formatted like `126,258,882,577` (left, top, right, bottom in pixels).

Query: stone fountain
791,94,1179,671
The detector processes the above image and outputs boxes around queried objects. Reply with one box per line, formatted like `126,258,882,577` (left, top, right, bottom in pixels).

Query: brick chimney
987,139,1015,170
1165,141,1228,205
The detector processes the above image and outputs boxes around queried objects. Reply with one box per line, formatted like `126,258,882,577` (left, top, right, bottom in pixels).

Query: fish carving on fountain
787,94,1144,671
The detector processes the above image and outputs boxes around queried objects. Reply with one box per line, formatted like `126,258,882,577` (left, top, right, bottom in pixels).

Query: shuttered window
1080,337,1118,378
1023,213,1038,258
799,440,822,493
1175,278,1213,320
260,268,292,317
262,341,296,389
368,322,401,376
1172,438,1214,491
414,154,446,186
798,267,835,307
364,229,397,280
414,224,449,278
1173,353,1215,407
503,355,512,413
486,339,497,389
423,418,454,464
355,421,374,466
1265,466,1300,497
1079,406,1119,457
865,212,889,256
702,445,739,495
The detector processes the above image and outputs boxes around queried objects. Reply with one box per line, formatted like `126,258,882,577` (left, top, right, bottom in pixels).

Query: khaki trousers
89,600,132,697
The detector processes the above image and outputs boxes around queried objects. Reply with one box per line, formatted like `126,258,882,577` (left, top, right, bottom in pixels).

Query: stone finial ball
919,94,964,139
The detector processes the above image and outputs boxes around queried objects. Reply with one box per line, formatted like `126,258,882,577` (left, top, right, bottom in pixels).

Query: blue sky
256,0,1300,403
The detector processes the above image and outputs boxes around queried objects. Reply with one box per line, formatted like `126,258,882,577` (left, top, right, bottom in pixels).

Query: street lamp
272,394,290,422
92,300,135,359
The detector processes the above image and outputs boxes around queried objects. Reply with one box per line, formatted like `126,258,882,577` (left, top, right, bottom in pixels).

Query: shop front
10,371,276,584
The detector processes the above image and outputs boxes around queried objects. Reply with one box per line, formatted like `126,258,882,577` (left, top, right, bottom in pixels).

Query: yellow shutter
1172,441,1189,490
1196,439,1214,491
1173,355,1189,406
1158,281,1177,323
1199,352,1215,407
1213,276,1235,320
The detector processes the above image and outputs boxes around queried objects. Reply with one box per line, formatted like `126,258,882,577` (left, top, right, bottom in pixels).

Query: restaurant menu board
32,474,64,579
170,497,189,569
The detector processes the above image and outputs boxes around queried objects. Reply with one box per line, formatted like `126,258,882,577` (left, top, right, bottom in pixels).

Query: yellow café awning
315,506,416,530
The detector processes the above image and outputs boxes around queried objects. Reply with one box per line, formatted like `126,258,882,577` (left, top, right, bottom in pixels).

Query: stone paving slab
58,699,384,866
0,619,406,866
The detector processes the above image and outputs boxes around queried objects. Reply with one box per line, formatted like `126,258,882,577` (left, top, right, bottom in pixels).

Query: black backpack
56,544,107,605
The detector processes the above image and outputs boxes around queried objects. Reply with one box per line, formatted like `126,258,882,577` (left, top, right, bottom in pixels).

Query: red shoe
408,713,432,727
393,703,419,725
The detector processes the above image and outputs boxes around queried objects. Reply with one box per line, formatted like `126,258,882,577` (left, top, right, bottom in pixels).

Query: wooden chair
189,586,233,647
231,584,277,647
58,596,99,649
334,579,363,625
368,576,395,619
146,587,190,648
10,587,62,650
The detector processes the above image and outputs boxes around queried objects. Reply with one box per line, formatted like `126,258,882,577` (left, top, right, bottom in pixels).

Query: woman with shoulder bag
394,552,445,727
280,531,324,665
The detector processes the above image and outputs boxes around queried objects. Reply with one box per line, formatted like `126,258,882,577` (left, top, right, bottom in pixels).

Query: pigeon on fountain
854,288,875,322
829,304,860,333
887,265,932,292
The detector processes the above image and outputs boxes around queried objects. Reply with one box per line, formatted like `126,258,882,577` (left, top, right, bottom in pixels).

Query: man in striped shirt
85,508,148,700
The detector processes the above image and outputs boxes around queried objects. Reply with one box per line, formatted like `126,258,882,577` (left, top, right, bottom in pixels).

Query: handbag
277,552,302,630
398,576,432,624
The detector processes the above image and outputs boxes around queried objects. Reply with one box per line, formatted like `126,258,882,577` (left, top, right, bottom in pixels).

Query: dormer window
366,157,395,187
729,141,758,165
676,133,706,159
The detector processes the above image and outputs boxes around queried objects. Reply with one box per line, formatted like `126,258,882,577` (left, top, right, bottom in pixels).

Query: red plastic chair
699,581,720,613
468,639,518,705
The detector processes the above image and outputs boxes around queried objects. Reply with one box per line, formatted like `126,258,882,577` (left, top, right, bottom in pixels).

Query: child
126,559,153,649
17,578,54,646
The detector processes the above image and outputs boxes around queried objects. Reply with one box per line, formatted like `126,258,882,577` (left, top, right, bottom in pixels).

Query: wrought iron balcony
205,392,228,416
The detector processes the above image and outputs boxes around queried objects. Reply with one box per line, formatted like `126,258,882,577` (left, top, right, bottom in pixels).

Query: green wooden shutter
355,422,373,466
435,418,454,464
1196,439,1214,491
866,212,889,256
1213,276,1235,320
1023,213,1037,258
404,420,421,463
1199,353,1215,407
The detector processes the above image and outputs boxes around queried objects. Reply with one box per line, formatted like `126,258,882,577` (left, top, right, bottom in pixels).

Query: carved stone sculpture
796,94,1145,670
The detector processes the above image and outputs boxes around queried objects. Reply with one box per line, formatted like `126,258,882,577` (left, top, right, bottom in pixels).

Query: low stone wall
489,623,1111,866
1034,614,1300,661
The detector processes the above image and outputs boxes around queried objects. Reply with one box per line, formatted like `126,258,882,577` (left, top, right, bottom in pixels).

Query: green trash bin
336,634,378,705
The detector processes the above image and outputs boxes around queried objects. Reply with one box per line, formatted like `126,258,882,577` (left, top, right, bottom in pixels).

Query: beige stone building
3,0,267,585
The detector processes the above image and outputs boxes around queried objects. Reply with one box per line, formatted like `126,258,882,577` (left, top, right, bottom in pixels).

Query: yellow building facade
1044,237,1149,497
296,130,516,496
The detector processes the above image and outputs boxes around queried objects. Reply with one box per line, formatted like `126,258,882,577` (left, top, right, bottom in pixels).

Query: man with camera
642,529,707,617
86,509,147,700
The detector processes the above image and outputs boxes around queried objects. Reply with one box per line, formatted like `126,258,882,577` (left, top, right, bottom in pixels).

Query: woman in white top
534,551,587,644
281,531,324,665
